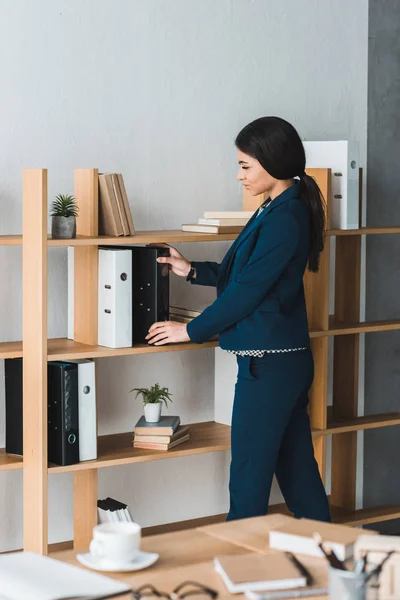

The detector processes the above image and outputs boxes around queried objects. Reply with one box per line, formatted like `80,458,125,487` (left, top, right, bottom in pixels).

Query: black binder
4,359,80,466
131,246,170,344
48,362,80,466
5,358,23,456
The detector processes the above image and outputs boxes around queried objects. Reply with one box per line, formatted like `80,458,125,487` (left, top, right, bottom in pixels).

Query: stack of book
133,415,190,451
182,210,252,234
98,172,135,236
97,497,134,523
169,305,202,324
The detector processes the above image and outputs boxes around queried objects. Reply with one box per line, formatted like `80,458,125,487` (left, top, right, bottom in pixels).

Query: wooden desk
52,520,328,599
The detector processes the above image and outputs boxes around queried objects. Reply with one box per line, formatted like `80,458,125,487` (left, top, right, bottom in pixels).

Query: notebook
0,551,131,600
244,554,328,599
269,518,378,561
214,551,307,594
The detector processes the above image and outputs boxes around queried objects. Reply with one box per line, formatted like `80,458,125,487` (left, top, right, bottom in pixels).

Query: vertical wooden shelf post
331,235,361,510
304,169,331,481
73,168,99,549
22,169,48,553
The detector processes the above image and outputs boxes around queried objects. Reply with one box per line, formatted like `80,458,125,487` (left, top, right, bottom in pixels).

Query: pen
366,550,395,583
285,551,314,586
313,533,346,570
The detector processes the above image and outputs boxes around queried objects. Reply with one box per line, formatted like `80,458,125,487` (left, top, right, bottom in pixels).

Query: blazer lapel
218,182,301,290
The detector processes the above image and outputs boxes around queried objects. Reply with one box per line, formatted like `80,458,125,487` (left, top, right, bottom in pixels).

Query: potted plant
131,383,173,423
50,194,79,239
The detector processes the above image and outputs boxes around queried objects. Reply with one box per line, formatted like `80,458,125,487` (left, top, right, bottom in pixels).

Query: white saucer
76,550,159,572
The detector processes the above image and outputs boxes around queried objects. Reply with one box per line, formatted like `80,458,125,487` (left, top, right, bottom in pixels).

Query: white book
204,210,253,219
67,247,74,340
67,359,97,462
0,551,130,600
269,518,376,562
98,248,132,348
198,217,250,226
303,140,359,230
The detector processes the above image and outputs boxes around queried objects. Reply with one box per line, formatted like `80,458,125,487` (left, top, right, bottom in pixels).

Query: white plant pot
144,402,162,423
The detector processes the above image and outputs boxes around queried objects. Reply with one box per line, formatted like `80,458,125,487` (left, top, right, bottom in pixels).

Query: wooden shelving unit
2,166,399,555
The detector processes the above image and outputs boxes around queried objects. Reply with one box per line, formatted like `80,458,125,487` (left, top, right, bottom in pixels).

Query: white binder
68,359,97,462
303,140,359,230
98,248,132,348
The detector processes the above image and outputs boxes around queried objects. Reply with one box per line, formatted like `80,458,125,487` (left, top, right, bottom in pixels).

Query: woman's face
236,150,275,196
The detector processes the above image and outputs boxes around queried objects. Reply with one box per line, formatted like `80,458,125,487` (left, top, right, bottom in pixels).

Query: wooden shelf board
48,230,239,246
3,320,400,359
0,449,23,471
310,318,400,338
331,505,400,526
2,226,400,248
0,338,218,360
312,412,400,436
49,421,231,473
328,226,400,236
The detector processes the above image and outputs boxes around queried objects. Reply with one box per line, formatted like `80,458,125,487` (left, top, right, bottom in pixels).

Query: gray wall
0,0,368,551
364,0,400,533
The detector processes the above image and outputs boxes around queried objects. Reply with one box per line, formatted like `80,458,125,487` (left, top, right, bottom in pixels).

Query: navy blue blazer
186,182,311,351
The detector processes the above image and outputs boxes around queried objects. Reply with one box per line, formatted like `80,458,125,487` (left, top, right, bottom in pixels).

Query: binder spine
98,248,132,348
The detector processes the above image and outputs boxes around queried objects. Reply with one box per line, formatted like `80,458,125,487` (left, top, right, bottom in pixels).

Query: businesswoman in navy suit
147,116,331,523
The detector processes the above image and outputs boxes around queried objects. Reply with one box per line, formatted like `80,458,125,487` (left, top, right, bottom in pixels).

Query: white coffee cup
89,522,141,564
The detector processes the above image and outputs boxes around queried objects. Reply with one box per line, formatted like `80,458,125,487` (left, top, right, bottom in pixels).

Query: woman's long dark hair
235,116,325,272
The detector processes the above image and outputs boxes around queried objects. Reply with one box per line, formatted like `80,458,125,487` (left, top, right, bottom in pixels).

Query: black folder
5,359,80,466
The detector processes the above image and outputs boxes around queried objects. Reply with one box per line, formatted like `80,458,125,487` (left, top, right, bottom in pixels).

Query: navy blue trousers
227,349,331,522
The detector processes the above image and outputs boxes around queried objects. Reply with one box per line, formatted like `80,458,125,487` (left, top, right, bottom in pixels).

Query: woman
146,116,331,523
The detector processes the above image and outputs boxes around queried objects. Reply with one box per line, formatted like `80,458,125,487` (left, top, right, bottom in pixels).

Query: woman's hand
146,321,190,345
149,243,191,277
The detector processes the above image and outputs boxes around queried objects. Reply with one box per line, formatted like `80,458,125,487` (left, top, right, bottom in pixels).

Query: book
97,497,133,523
204,210,254,219
269,518,378,562
117,173,135,234
198,217,250,226
182,223,243,234
169,305,203,318
134,424,189,444
170,314,193,324
134,415,180,436
98,173,124,236
111,173,130,235
214,551,307,594
0,551,131,600
133,432,190,451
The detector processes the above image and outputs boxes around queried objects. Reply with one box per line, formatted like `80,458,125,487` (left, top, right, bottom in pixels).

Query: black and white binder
98,248,132,348
67,359,97,461
48,362,80,466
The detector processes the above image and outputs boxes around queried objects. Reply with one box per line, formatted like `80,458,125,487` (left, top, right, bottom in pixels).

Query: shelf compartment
49,421,231,473
0,449,23,471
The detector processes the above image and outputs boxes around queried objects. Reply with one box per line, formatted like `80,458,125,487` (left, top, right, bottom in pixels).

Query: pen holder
329,567,368,600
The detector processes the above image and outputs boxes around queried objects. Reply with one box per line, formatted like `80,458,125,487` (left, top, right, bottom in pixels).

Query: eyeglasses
132,581,219,600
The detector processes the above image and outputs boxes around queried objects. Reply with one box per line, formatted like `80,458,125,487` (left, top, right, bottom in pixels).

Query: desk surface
52,519,328,599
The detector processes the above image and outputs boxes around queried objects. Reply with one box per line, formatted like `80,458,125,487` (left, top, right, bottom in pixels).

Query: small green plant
130,383,173,407
50,194,79,218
